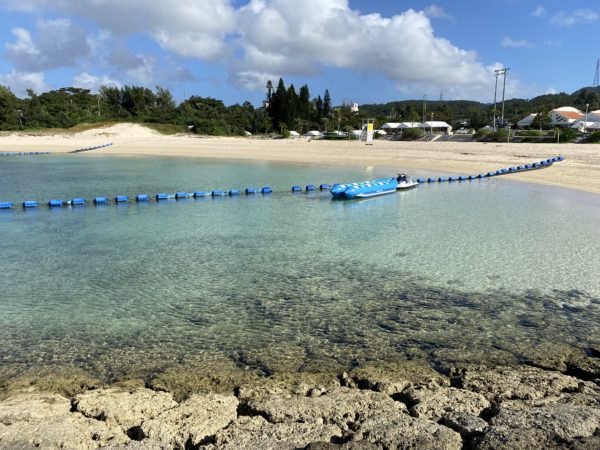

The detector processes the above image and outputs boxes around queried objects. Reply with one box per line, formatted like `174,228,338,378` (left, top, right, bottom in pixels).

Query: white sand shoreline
2,123,599,195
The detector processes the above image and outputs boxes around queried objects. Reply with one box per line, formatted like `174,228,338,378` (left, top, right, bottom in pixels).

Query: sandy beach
1,123,600,195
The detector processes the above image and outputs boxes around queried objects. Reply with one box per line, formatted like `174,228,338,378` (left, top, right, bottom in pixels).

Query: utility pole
493,70,500,131
422,95,427,124
501,68,510,127
493,67,509,129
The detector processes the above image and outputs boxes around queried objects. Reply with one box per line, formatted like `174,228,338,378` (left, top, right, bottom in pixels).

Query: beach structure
304,130,322,137
289,131,300,137
381,121,452,134
517,106,599,129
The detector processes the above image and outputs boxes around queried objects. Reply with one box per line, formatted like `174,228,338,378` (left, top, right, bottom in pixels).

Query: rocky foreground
1,363,599,450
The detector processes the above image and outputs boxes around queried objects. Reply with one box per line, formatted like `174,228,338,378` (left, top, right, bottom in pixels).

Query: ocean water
1,154,599,381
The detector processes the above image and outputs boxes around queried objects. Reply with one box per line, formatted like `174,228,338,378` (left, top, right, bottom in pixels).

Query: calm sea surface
1,154,599,380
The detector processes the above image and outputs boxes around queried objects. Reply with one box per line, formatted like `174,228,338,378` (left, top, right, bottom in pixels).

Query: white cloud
424,4,453,21
531,6,546,17
73,72,121,91
5,19,91,71
550,9,599,27
2,0,236,61
546,87,558,95
501,36,534,48
0,70,47,96
233,2,498,99
0,0,512,100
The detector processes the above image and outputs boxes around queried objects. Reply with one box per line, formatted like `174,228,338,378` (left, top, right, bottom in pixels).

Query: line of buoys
1,156,564,211
0,151,51,156
70,143,113,153
424,156,563,184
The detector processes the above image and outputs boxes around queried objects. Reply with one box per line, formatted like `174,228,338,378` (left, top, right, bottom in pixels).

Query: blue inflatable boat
331,177,399,199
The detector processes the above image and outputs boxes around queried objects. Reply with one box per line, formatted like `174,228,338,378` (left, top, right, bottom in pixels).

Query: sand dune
1,123,599,194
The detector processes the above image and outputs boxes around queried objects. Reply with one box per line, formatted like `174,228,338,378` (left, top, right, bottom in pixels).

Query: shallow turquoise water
1,154,599,379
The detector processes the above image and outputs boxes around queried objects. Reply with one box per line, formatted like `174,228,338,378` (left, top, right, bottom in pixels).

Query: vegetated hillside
358,87,600,128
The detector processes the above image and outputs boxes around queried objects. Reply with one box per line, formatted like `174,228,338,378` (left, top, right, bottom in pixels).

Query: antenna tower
594,58,600,109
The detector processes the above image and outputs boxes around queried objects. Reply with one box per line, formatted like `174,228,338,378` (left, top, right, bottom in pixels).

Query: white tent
571,121,600,131
517,113,537,128
305,130,322,137
418,121,452,133
381,122,421,130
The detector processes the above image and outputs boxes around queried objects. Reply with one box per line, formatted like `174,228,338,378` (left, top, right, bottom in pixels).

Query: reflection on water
0,155,599,382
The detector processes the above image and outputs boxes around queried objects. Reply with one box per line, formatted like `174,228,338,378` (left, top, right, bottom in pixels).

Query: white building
518,106,591,128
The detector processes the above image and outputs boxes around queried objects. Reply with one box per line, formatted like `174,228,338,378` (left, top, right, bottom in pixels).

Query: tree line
0,79,355,135
1,81,598,134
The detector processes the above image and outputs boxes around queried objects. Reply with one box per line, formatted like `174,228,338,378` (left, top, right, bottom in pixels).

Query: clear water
1,154,599,381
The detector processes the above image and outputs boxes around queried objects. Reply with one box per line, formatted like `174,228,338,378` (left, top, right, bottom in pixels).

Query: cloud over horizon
0,0,516,100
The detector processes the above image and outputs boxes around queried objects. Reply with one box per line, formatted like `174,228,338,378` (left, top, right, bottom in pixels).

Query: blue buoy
509,167,516,172
156,193,169,200
517,166,524,170
245,188,257,194
136,194,149,202
49,199,63,207
427,177,436,183
94,197,108,205
486,172,495,177
291,185,302,192
306,184,316,191
417,178,426,183
458,176,467,181
115,195,128,203
261,186,272,194
229,189,240,196
525,164,532,169
320,184,331,190
0,202,13,209
557,155,565,161
448,176,457,182
23,201,38,208
438,177,448,182
212,190,226,196
176,192,189,199
194,191,209,197
71,198,86,206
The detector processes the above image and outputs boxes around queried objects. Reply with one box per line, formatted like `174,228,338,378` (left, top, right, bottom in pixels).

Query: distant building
350,103,359,113
517,106,593,128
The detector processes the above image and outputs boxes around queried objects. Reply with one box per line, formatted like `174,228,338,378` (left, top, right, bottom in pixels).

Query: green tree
0,85,20,130
323,89,332,118
531,106,552,130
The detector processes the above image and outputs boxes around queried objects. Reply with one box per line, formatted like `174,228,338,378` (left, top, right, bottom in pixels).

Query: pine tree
323,89,331,118
270,78,287,131
298,84,310,120
286,84,298,128
314,95,323,122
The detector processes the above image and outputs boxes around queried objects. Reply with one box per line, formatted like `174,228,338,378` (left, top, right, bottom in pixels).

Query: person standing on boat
396,173,407,183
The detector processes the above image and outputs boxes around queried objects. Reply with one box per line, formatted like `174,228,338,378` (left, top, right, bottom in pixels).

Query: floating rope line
70,143,114,153
0,151,51,156
0,156,564,211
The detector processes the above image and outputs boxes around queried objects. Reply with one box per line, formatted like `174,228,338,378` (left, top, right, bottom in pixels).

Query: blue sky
0,0,598,106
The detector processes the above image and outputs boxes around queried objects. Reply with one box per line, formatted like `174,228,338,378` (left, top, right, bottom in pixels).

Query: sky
0,0,598,106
